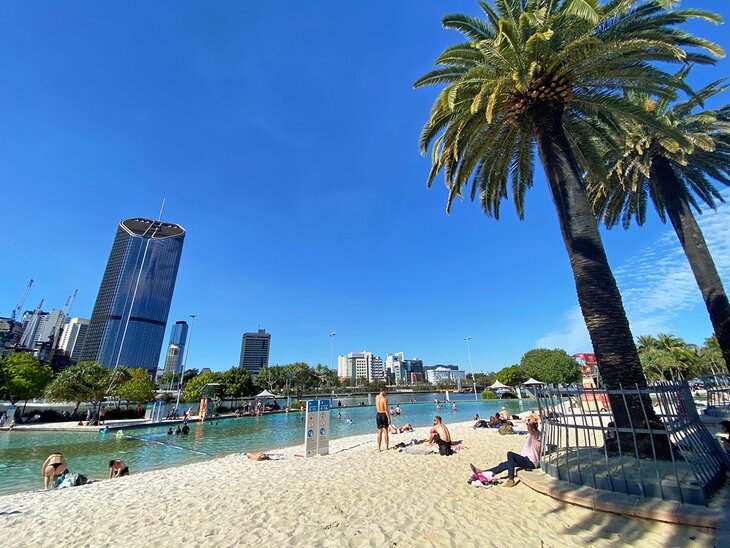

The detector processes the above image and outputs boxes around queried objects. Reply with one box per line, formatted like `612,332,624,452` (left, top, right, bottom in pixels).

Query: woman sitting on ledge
470,420,541,488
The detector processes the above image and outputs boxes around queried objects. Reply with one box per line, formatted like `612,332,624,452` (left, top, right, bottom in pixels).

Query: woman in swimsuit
41,453,68,489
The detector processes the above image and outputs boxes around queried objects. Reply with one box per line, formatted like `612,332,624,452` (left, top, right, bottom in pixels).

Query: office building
58,317,90,363
162,344,181,378
239,329,271,376
0,318,24,358
80,218,185,377
162,320,188,376
19,309,66,350
337,351,384,382
385,353,424,385
425,364,466,385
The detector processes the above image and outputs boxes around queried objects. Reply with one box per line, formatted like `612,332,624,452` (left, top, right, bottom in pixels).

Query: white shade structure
255,389,277,399
523,378,545,385
489,380,511,389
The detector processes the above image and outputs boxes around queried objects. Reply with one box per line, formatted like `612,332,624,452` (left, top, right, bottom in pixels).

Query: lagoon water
0,397,535,495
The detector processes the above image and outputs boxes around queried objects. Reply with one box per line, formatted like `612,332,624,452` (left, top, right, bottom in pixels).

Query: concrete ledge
517,469,723,529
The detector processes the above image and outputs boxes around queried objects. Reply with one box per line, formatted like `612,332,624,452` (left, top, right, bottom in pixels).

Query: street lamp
329,332,336,370
175,314,196,412
464,336,478,401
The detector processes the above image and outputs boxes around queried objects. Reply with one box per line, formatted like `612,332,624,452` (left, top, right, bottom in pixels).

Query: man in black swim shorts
429,416,453,456
375,387,390,451
109,459,130,478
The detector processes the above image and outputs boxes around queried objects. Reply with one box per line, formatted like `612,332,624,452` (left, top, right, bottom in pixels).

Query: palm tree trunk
532,108,664,455
652,157,730,372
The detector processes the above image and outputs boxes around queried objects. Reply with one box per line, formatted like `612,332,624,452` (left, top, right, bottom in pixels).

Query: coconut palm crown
415,0,722,416
588,76,730,370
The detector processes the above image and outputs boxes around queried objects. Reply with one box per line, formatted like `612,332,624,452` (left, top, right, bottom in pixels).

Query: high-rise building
80,218,185,377
385,353,424,385
337,351,384,382
162,320,188,376
239,329,271,376
0,317,24,358
58,317,90,364
162,344,181,378
19,309,65,350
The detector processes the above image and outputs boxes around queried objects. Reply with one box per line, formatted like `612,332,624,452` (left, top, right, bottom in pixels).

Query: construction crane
11,278,34,322
62,289,78,316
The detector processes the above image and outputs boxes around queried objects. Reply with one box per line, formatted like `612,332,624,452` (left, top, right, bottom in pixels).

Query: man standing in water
375,387,390,451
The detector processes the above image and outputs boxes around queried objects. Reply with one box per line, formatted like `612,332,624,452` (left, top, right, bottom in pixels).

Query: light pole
464,336,478,401
329,331,336,371
175,314,196,412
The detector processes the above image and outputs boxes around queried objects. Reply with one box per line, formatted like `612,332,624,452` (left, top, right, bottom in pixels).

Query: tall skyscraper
58,317,90,364
162,320,188,376
19,309,65,350
239,329,270,376
80,218,185,377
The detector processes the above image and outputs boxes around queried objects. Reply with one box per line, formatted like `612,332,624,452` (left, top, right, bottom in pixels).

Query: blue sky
1,1,729,374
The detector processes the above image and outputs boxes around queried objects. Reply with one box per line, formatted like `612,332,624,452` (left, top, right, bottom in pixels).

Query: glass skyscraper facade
163,320,188,375
80,218,185,377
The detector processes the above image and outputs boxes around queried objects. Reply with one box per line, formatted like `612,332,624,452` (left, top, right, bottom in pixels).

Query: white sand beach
0,421,716,547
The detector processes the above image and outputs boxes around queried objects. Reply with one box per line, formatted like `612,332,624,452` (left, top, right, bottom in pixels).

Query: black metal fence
535,381,728,506
702,374,730,418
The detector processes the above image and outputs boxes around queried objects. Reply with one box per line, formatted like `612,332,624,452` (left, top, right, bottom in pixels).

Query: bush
501,392,518,399
290,401,305,410
21,409,66,423
481,390,498,400
104,407,145,420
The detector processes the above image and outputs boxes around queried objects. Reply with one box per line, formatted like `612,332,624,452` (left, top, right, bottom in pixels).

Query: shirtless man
375,388,390,451
108,459,130,479
41,453,68,489
429,415,453,456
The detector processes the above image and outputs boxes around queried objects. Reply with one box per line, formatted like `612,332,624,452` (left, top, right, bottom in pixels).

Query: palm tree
415,0,721,437
589,77,730,371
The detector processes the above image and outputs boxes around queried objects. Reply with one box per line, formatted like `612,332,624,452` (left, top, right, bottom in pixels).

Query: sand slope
0,421,715,547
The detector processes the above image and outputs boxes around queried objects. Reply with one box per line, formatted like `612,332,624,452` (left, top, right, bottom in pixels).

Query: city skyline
1,1,729,374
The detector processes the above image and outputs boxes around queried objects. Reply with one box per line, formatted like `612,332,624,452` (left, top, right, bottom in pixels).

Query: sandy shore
0,421,716,547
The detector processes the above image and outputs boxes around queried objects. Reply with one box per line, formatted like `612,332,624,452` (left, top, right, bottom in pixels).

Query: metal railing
702,374,730,418
535,381,728,506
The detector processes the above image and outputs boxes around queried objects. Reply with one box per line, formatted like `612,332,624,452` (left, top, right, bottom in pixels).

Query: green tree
520,348,581,385
182,368,199,384
45,361,125,419
182,372,222,403
495,365,527,386
589,76,730,371
115,368,156,406
636,333,696,381
0,354,53,411
220,367,254,398
415,0,720,431
696,335,724,376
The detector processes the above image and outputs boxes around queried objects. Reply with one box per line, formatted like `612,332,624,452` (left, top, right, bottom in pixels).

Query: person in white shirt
470,421,541,488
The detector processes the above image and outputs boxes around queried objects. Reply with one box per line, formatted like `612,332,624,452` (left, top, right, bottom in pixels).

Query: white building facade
425,366,467,385
337,351,384,381
58,317,90,363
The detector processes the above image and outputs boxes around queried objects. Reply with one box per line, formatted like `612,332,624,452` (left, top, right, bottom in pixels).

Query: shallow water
0,398,534,495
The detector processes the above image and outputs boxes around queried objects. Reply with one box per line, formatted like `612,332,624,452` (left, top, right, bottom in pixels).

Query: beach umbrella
523,378,544,386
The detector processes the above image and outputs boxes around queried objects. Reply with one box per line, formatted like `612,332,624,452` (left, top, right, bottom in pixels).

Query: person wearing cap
499,407,510,421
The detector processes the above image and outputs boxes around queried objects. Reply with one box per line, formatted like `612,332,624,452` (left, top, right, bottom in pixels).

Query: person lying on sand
390,423,413,434
246,452,285,461
42,453,68,489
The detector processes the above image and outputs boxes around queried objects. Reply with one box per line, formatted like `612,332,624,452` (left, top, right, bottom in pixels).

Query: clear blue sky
1,1,729,374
